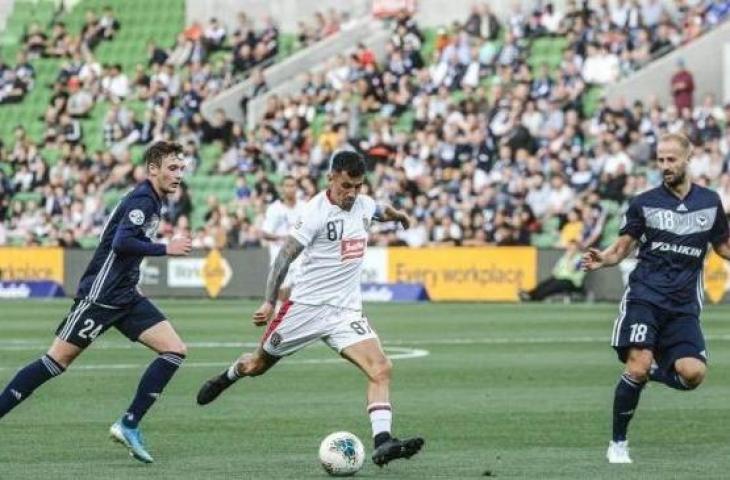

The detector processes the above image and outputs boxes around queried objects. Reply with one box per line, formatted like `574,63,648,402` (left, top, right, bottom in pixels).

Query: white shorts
261,302,378,357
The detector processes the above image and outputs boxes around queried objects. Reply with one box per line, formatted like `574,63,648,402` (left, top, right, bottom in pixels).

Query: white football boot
606,440,632,464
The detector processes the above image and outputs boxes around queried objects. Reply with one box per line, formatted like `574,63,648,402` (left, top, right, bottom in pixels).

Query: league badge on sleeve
129,209,145,226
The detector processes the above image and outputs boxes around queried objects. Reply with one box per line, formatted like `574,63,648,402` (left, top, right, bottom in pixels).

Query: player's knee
625,349,652,382
47,351,75,369
676,361,706,389
170,341,187,357
47,343,81,368
625,361,651,383
370,357,392,384
240,353,269,377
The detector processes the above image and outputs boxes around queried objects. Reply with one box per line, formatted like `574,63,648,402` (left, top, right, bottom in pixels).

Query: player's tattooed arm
264,235,305,304
373,204,412,229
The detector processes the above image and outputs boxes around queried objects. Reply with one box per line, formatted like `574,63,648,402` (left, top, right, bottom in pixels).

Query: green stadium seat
531,232,559,248
13,191,43,203
78,236,99,249
103,188,126,209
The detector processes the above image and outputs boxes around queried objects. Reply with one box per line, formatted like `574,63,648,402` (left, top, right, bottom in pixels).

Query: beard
663,170,686,188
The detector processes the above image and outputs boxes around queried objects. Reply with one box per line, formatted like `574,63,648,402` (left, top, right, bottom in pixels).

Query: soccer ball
318,431,365,476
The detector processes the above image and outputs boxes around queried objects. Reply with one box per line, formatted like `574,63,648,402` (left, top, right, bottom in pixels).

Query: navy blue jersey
76,180,166,306
620,183,729,315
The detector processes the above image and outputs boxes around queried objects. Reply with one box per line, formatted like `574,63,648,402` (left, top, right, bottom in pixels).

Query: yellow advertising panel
387,247,537,301
704,249,729,304
0,247,65,284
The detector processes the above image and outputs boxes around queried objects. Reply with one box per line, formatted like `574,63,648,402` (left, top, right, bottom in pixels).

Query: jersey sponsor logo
128,209,146,226
341,238,366,261
650,241,702,258
643,206,716,235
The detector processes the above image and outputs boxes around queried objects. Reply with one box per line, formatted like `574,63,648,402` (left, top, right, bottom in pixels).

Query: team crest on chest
696,214,708,227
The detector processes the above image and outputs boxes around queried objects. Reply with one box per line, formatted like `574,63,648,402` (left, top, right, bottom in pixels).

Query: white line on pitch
0,347,429,371
4,334,730,350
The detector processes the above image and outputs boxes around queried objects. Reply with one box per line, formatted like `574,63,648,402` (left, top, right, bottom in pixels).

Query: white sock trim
368,404,392,438
226,364,242,381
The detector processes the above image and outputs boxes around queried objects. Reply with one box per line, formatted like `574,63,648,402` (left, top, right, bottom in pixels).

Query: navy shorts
611,300,707,371
55,297,166,348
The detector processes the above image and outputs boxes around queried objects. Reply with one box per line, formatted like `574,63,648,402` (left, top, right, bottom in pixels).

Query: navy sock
122,352,185,428
612,373,645,442
650,369,693,391
0,355,65,418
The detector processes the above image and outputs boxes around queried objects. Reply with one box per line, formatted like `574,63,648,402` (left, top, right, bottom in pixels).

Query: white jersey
262,199,304,265
290,191,376,310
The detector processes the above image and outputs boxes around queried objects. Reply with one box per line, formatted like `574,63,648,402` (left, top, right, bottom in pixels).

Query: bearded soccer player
0,142,192,463
583,133,730,464
196,150,425,466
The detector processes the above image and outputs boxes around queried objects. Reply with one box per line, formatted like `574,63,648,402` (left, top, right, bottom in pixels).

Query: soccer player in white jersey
261,175,304,301
197,151,424,466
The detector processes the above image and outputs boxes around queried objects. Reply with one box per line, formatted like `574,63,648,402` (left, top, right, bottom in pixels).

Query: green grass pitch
1,299,729,479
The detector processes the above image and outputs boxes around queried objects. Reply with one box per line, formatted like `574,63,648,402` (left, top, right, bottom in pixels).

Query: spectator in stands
671,59,695,112
22,22,48,59
99,6,121,40
81,9,104,50
201,108,233,144
5,6,730,249
581,43,619,85
203,18,227,51
101,63,130,100
0,69,28,104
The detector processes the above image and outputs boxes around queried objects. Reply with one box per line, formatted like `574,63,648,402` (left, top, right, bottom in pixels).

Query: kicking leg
341,338,424,467
196,346,279,405
0,338,80,419
110,320,186,463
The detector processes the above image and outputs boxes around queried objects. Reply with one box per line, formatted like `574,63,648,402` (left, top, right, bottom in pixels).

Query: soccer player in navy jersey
583,132,730,464
0,142,192,463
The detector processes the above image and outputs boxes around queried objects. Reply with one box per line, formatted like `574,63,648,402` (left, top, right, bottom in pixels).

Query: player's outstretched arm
373,204,412,229
253,235,305,326
581,234,637,271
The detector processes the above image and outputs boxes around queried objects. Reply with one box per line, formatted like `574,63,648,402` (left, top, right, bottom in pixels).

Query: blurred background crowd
2,0,730,251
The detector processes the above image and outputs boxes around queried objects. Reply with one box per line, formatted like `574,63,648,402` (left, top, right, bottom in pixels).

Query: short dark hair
282,174,296,183
330,150,365,177
144,141,183,168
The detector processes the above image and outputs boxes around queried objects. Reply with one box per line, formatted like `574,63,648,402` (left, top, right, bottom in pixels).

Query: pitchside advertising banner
7,246,730,303
64,248,269,299
386,247,537,301
0,247,65,299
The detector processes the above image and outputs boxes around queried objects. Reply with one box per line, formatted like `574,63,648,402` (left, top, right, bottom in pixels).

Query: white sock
367,403,392,437
226,363,242,382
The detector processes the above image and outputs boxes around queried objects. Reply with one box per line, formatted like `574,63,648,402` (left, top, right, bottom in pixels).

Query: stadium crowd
2,1,730,250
